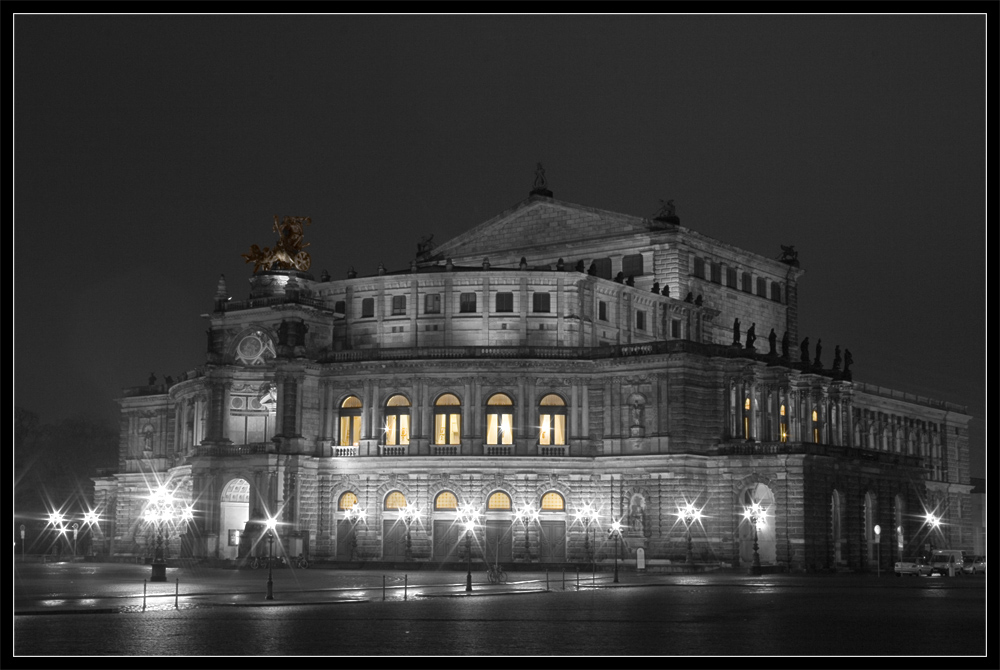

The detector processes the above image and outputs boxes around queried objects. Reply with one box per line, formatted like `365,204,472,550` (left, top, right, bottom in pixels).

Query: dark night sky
14,15,985,478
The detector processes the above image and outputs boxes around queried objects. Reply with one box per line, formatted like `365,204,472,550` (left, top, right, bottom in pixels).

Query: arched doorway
219,478,250,561
739,483,776,565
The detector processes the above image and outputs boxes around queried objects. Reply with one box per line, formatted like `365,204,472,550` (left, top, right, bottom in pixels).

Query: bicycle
486,563,507,584
294,554,309,569
249,555,284,570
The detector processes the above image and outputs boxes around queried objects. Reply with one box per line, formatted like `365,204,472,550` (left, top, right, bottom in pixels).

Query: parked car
895,557,932,577
962,556,985,575
930,549,965,576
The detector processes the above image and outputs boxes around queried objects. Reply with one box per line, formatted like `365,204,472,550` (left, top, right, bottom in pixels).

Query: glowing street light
264,516,278,600
142,484,192,582
344,504,367,560
575,503,600,566
400,504,420,561
609,519,624,583
874,524,882,578
743,500,767,575
677,502,703,564
514,503,540,562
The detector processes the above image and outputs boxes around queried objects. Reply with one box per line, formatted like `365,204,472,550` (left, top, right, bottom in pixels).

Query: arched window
339,491,359,511
435,491,458,510
434,393,462,445
538,394,566,445
780,404,788,443
540,492,564,511
361,297,375,318
383,395,411,446
339,396,362,447
812,409,820,444
384,491,407,510
487,491,511,510
486,393,514,445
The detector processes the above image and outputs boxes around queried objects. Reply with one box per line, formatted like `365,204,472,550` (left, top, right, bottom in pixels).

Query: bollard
405,574,408,601
383,575,386,601
175,578,179,610
143,580,147,612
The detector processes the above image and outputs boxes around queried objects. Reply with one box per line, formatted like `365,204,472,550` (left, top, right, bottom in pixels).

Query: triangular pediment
422,196,664,264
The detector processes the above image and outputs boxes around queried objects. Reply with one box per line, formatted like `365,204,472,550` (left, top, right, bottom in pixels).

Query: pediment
423,196,663,263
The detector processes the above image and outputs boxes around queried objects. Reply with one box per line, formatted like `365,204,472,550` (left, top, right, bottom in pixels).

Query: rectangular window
486,412,513,445
671,319,681,339
726,267,737,288
340,416,361,447
710,263,721,284
693,257,705,279
460,292,477,313
742,273,752,293
771,282,782,303
391,295,406,315
598,300,608,321
636,310,646,331
361,297,374,318
538,414,566,446
424,293,441,314
532,292,550,313
622,254,644,278
435,413,462,445
757,277,767,297
334,300,346,314
495,292,514,313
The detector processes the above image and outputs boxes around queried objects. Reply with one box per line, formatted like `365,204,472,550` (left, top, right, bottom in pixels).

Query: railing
432,446,458,456
485,445,512,456
221,294,329,312
717,440,925,467
334,446,359,457
539,445,568,457
852,381,967,414
197,443,271,457
379,445,407,457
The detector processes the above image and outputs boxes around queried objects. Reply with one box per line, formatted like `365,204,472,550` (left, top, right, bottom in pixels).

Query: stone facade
92,193,973,571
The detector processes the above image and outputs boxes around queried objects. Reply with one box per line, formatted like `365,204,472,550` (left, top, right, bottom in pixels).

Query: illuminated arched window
339,396,362,447
434,393,462,445
384,491,407,510
744,396,751,439
383,395,411,446
487,491,511,510
538,394,566,446
435,491,458,510
339,491,359,510
812,409,820,444
540,492,564,511
486,393,514,445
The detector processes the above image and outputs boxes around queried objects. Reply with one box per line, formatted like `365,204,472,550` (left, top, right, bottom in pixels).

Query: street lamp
72,522,79,557
344,504,367,560
142,485,193,582
677,502,702,565
609,520,623,583
575,503,600,567
742,500,767,575
514,503,539,562
264,516,277,600
874,524,881,578
400,503,419,561
459,504,480,592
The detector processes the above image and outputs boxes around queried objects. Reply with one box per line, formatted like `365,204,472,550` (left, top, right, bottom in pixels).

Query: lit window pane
339,492,358,510
487,414,499,445
385,491,407,509
340,416,350,446
541,492,564,510
553,415,565,445
449,414,461,444
539,415,551,445
436,491,457,509
399,414,410,445
488,492,511,509
386,415,397,446
501,413,512,444
352,416,361,447
435,414,447,445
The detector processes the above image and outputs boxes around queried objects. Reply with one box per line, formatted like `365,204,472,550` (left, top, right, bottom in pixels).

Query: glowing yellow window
384,491,407,510
745,397,751,411
486,394,514,445
434,393,462,445
339,491,358,510
384,394,411,446
539,394,566,446
339,395,362,447
488,492,511,510
435,491,458,510
541,492,564,511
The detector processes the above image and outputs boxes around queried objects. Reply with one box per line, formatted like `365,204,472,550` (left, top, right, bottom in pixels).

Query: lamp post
678,502,702,565
401,504,419,562
609,520,623,583
515,504,539,562
72,522,79,557
345,505,366,561
874,524,881,578
465,519,475,592
142,485,193,582
743,500,766,575
265,516,277,600
576,503,599,567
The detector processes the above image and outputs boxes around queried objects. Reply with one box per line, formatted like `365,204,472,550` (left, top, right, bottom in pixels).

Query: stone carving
628,494,646,535
241,215,312,273
800,337,810,365
768,329,777,356
778,245,800,267
417,234,435,255
745,323,756,350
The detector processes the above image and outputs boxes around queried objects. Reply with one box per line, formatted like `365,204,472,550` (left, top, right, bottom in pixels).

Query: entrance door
484,520,513,564
337,520,357,560
433,520,462,561
382,520,406,561
538,520,566,563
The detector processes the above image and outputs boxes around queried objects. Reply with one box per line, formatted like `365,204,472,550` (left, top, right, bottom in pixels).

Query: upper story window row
692,256,783,303
352,291,556,318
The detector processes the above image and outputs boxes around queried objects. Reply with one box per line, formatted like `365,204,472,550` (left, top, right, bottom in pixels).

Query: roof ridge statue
242,215,313,273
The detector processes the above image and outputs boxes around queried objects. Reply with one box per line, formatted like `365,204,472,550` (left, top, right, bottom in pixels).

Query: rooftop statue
242,215,313,273
778,245,800,267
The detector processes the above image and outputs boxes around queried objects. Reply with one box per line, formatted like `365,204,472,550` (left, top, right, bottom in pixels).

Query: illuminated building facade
92,187,974,571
